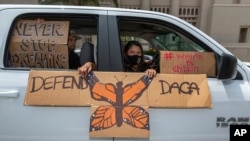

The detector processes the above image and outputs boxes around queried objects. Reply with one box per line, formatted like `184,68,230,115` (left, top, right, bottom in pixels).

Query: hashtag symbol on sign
163,52,174,60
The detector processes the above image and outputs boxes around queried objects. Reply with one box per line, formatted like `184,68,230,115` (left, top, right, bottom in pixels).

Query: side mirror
217,53,237,80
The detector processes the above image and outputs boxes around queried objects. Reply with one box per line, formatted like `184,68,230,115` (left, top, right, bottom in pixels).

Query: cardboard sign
24,70,212,108
89,105,149,138
24,70,91,106
148,73,212,108
9,20,69,68
160,51,216,76
87,72,151,138
24,70,212,138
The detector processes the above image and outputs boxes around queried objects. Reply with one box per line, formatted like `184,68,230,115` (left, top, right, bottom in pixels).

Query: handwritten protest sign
148,73,211,108
24,70,212,108
9,20,69,68
160,51,216,76
24,70,212,138
24,70,91,106
89,105,150,138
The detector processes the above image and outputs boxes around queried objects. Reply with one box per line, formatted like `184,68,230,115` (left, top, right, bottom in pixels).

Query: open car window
119,20,207,52
5,14,98,70
118,18,217,76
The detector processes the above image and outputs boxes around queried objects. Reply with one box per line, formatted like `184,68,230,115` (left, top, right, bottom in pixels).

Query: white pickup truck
0,4,250,141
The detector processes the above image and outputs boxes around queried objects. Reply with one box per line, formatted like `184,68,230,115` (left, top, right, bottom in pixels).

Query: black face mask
127,55,141,65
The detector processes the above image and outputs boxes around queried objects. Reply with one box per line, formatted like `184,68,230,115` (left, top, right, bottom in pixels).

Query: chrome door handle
0,90,19,98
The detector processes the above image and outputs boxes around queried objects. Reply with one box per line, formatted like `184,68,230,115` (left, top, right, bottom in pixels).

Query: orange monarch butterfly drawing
86,71,153,131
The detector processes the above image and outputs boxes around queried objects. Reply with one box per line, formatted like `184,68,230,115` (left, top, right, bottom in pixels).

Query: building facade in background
1,0,250,61
105,0,250,61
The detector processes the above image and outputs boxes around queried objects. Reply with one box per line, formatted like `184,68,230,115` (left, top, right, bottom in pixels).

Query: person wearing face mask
123,41,157,78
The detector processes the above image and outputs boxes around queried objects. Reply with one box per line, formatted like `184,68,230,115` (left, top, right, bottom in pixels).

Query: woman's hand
78,62,96,76
145,68,156,78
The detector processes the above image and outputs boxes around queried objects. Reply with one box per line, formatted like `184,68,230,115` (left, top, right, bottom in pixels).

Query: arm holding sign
78,42,96,76
78,62,96,76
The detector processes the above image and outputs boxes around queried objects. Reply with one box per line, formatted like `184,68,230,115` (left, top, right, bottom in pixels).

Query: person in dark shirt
68,30,81,69
79,40,157,77
68,30,97,72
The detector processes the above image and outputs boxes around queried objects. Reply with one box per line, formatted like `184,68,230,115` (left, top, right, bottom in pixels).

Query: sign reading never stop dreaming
9,20,69,68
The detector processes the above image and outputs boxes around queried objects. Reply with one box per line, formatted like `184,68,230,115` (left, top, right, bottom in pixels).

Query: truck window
118,18,217,76
5,14,98,70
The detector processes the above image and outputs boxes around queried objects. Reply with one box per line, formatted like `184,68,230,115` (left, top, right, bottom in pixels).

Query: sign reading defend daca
24,70,212,138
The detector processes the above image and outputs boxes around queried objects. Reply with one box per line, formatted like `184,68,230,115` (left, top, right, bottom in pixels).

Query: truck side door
107,10,250,141
0,7,111,141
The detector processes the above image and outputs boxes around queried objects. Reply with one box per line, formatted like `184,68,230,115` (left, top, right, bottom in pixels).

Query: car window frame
4,13,101,71
114,16,243,79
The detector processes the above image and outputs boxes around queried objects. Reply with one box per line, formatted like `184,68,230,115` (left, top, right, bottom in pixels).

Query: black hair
123,41,145,70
